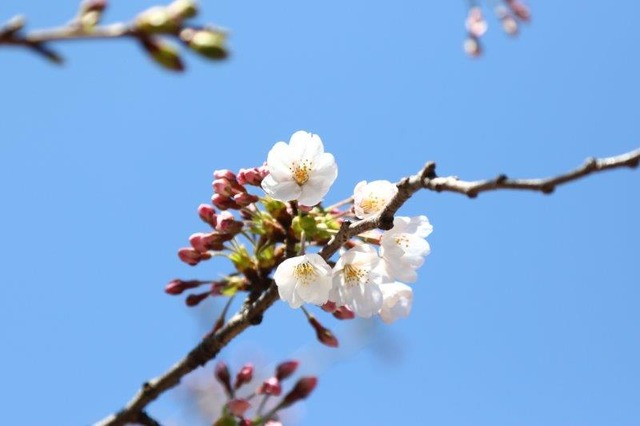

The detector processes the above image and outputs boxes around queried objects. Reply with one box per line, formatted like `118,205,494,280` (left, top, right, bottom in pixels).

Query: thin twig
94,148,639,425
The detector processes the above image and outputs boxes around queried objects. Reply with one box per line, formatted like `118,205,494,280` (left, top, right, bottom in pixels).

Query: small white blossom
274,253,332,308
380,215,433,283
353,180,398,219
379,282,413,324
261,131,338,207
330,244,387,318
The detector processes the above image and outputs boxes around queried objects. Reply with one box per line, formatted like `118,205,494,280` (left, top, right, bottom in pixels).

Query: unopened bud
198,203,217,227
308,317,339,347
136,6,179,34
165,279,203,295
216,211,244,235
215,361,234,397
80,0,107,14
257,376,282,396
167,0,198,20
178,247,211,265
463,36,482,58
234,363,254,389
321,301,337,313
465,7,487,38
141,37,184,72
212,194,240,210
180,28,228,60
226,399,251,417
501,14,519,35
233,192,259,208
280,377,318,408
506,0,531,21
275,360,299,381
213,169,237,181
185,291,209,306
213,177,245,196
237,166,268,186
333,305,355,320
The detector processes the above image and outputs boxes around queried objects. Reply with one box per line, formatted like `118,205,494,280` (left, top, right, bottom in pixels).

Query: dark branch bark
94,148,639,425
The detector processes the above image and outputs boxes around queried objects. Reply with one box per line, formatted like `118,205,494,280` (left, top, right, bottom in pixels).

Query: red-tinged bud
233,192,259,208
239,205,257,220
257,376,282,396
237,166,268,186
178,247,209,265
81,0,107,13
214,169,237,181
226,399,251,417
213,178,236,197
185,291,209,306
465,7,487,38
190,232,230,252
215,361,234,397
165,279,202,295
275,360,299,381
280,377,318,408
464,36,482,58
234,363,254,389
308,317,339,347
506,0,531,21
212,194,240,211
333,305,355,320
141,37,184,72
216,211,244,235
198,204,217,227
321,301,337,313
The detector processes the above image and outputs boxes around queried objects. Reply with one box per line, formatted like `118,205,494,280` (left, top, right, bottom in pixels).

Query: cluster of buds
134,0,229,71
464,0,531,57
164,276,247,307
212,360,317,425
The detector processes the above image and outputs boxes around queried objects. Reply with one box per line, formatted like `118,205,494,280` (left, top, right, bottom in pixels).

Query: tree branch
94,148,638,425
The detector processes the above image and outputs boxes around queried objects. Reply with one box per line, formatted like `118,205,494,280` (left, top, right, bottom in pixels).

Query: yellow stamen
290,160,312,185
360,196,383,214
343,264,367,287
294,261,317,285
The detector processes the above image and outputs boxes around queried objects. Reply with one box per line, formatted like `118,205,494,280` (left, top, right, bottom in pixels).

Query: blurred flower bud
212,194,240,210
233,192,259,208
226,399,251,417
185,291,210,306
178,247,211,265
280,377,318,408
180,28,228,60
465,7,487,38
234,363,254,389
167,0,198,20
165,279,203,295
308,316,339,347
506,0,531,21
198,203,218,227
216,211,244,235
321,301,337,313
135,6,180,34
215,361,234,397
257,376,282,396
333,305,355,320
275,360,299,381
463,35,482,57
141,37,184,72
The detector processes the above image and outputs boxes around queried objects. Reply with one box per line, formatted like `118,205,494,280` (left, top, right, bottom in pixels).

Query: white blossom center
290,160,313,186
360,196,385,215
294,261,317,285
393,234,410,249
342,264,368,287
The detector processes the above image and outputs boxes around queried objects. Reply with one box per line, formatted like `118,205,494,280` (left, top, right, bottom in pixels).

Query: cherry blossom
379,282,413,324
261,131,338,207
353,180,398,219
380,215,433,283
274,253,333,308
330,245,386,318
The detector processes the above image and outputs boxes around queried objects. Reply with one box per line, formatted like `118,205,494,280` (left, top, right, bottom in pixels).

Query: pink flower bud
233,192,259,208
198,204,217,227
216,211,244,235
178,247,210,266
257,376,282,396
213,169,237,181
165,279,203,295
215,361,233,397
464,36,482,58
212,194,240,210
333,305,355,320
237,166,268,186
506,0,531,21
213,178,236,197
308,317,339,348
280,377,318,408
321,301,337,313
185,291,210,306
226,398,251,417
275,360,299,381
234,363,254,389
465,7,487,38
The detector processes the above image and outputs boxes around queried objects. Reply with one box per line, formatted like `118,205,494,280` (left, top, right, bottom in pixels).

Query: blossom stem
256,394,271,417
325,196,354,211
298,230,306,255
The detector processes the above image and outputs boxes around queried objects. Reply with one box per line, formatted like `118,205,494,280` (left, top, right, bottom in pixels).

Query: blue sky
1,1,639,425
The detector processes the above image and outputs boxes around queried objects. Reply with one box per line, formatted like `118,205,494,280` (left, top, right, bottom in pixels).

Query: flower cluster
168,129,433,347
210,359,317,425
463,0,531,57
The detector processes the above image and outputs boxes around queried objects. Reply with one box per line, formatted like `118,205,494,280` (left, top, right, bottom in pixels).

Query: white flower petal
266,141,295,182
289,131,324,161
379,282,413,323
263,178,302,202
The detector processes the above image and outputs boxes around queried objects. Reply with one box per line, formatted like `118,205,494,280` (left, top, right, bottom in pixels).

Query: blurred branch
95,148,639,425
0,0,228,71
